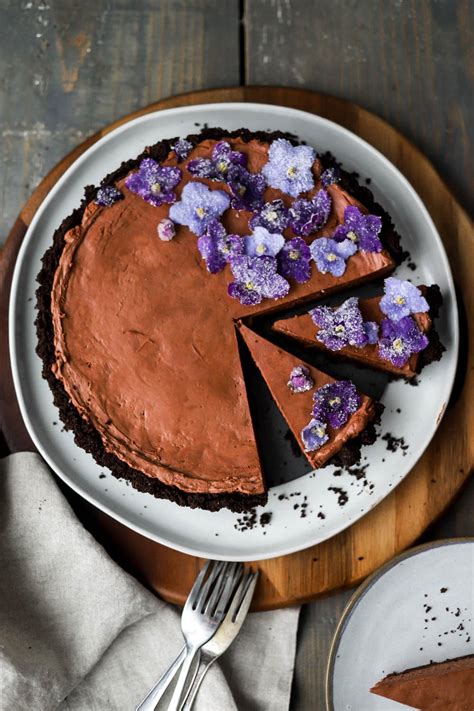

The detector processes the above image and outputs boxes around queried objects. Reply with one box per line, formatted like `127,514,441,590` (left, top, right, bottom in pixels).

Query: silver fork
181,569,259,710
166,560,243,711
136,560,241,711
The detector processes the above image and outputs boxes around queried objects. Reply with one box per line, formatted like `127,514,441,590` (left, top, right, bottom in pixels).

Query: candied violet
310,238,352,277
310,297,369,351
157,218,176,241
380,278,429,322
95,185,123,207
320,166,340,188
278,237,312,283
301,419,329,452
249,199,289,232
262,138,316,197
187,140,246,181
125,158,181,207
228,255,290,305
289,190,332,236
378,316,429,367
244,226,284,258
312,381,361,429
169,182,230,236
172,138,193,161
333,205,383,253
197,220,243,273
228,165,266,211
288,365,314,393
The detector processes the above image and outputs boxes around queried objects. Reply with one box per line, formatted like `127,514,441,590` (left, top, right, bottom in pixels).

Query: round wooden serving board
1,87,472,610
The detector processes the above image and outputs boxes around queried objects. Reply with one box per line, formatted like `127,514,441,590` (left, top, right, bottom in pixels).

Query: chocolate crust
329,402,384,468
36,128,399,511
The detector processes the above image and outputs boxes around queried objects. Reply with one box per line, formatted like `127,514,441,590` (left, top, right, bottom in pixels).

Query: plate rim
9,101,460,561
325,537,474,710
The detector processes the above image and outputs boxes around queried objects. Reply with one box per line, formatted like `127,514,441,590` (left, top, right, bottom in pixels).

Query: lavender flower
157,218,176,241
228,165,266,211
278,237,312,283
310,238,352,277
169,182,230,236
379,278,429,322
249,199,289,232
172,138,193,161
262,139,316,197
288,365,314,393
320,166,340,188
95,185,123,207
333,205,383,253
312,381,361,429
310,297,369,351
378,316,429,367
289,190,332,236
244,226,285,258
197,220,243,274
301,419,329,452
125,158,182,207
228,255,290,305
187,141,246,181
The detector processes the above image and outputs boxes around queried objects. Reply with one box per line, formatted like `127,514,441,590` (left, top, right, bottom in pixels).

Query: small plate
326,539,474,710
9,102,458,561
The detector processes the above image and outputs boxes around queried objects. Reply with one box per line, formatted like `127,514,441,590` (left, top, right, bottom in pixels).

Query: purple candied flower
197,220,243,274
378,316,429,367
227,165,266,211
278,237,312,283
320,166,340,188
312,381,361,429
310,297,369,351
249,199,289,232
244,226,285,258
172,138,193,161
310,238,349,277
364,321,379,345
333,205,383,253
380,277,429,322
301,418,329,452
95,185,123,207
157,218,176,241
262,138,316,198
125,158,181,207
289,190,332,237
169,182,230,236
288,365,314,393
187,140,246,181
228,254,290,305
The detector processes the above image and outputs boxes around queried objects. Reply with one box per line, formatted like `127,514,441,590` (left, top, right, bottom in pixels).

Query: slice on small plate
272,278,445,378
238,324,382,471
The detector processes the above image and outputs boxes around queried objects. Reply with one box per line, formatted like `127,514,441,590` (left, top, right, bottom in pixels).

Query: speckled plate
9,102,458,561
326,539,474,710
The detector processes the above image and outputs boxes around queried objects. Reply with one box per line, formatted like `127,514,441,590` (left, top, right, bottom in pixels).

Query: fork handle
167,645,201,711
181,656,217,710
135,646,187,711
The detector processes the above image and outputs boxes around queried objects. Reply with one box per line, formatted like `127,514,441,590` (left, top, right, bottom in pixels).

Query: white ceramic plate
327,539,474,710
9,102,458,561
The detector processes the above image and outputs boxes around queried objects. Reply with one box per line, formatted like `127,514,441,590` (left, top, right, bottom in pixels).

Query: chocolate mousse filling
36,128,402,511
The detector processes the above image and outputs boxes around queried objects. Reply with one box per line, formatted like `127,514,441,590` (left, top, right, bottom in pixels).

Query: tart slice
370,654,474,710
238,324,381,470
272,279,444,378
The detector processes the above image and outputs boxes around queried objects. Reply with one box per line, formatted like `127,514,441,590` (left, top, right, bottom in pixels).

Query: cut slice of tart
370,654,474,710
272,280,444,378
238,324,381,470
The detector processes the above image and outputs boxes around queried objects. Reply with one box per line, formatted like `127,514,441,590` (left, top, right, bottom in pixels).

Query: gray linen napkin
0,453,299,710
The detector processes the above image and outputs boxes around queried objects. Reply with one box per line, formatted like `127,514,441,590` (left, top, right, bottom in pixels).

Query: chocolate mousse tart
36,127,403,511
370,654,474,710
273,279,445,378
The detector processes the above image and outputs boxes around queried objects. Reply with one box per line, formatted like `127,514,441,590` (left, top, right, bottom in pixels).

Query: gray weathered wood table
1,1,472,708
